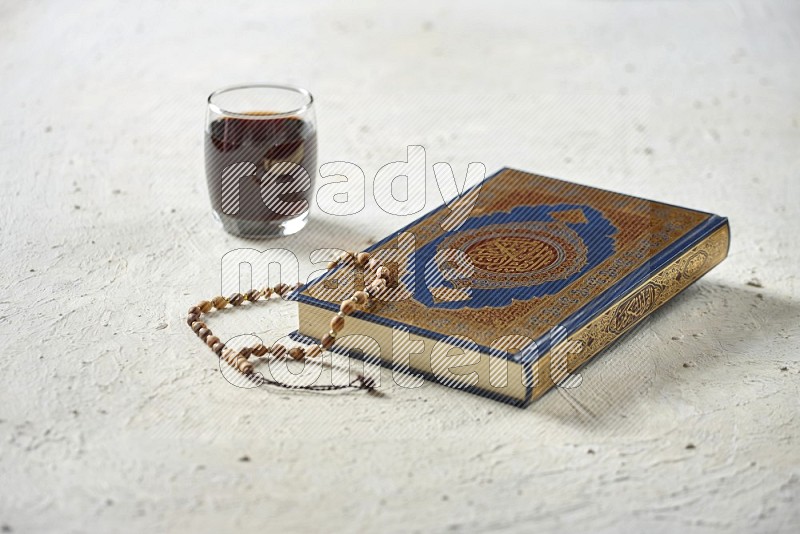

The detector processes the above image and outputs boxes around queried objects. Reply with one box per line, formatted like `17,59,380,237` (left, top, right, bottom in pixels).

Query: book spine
529,221,731,402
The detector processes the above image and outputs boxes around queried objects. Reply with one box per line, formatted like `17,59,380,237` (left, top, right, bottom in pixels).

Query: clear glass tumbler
205,84,316,238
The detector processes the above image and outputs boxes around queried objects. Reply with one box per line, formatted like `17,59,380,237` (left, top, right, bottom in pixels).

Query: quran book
294,168,730,406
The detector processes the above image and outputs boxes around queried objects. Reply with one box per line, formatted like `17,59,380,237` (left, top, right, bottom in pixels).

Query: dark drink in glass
205,85,316,238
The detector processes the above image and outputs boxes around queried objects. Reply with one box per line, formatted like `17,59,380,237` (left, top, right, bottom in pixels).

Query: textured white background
1,1,799,532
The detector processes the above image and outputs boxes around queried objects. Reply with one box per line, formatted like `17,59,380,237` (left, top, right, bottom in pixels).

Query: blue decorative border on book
407,202,617,309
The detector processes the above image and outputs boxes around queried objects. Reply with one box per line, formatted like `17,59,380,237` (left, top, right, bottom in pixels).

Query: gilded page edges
529,222,730,402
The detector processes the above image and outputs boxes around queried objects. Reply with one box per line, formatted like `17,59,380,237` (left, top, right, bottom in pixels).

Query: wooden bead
238,359,254,374
352,291,368,305
272,344,286,358
198,327,210,340
252,344,269,356
379,267,396,287
222,348,237,364
340,300,356,315
198,300,213,313
191,321,206,333
187,313,200,326
188,305,201,316
370,278,387,291
206,335,220,347
239,346,252,357
321,333,336,349
212,296,228,309
228,293,244,306
306,345,322,358
330,315,345,333
211,342,224,355
356,252,370,267
261,287,273,299
245,289,260,301
326,261,338,270
289,347,305,360
274,283,289,296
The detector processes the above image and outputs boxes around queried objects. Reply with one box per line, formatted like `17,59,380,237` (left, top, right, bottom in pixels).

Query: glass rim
207,83,314,119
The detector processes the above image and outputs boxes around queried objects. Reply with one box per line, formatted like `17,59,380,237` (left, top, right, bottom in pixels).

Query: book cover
294,168,730,406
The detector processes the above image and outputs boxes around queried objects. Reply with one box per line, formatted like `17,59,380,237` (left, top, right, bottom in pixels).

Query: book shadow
530,280,798,431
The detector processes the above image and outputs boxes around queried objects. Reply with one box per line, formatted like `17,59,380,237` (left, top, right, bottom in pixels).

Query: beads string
187,251,393,394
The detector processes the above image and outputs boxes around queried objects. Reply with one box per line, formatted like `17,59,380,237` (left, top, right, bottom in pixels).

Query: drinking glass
205,84,317,237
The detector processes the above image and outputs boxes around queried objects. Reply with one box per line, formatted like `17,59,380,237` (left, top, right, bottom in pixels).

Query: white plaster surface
1,1,799,532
